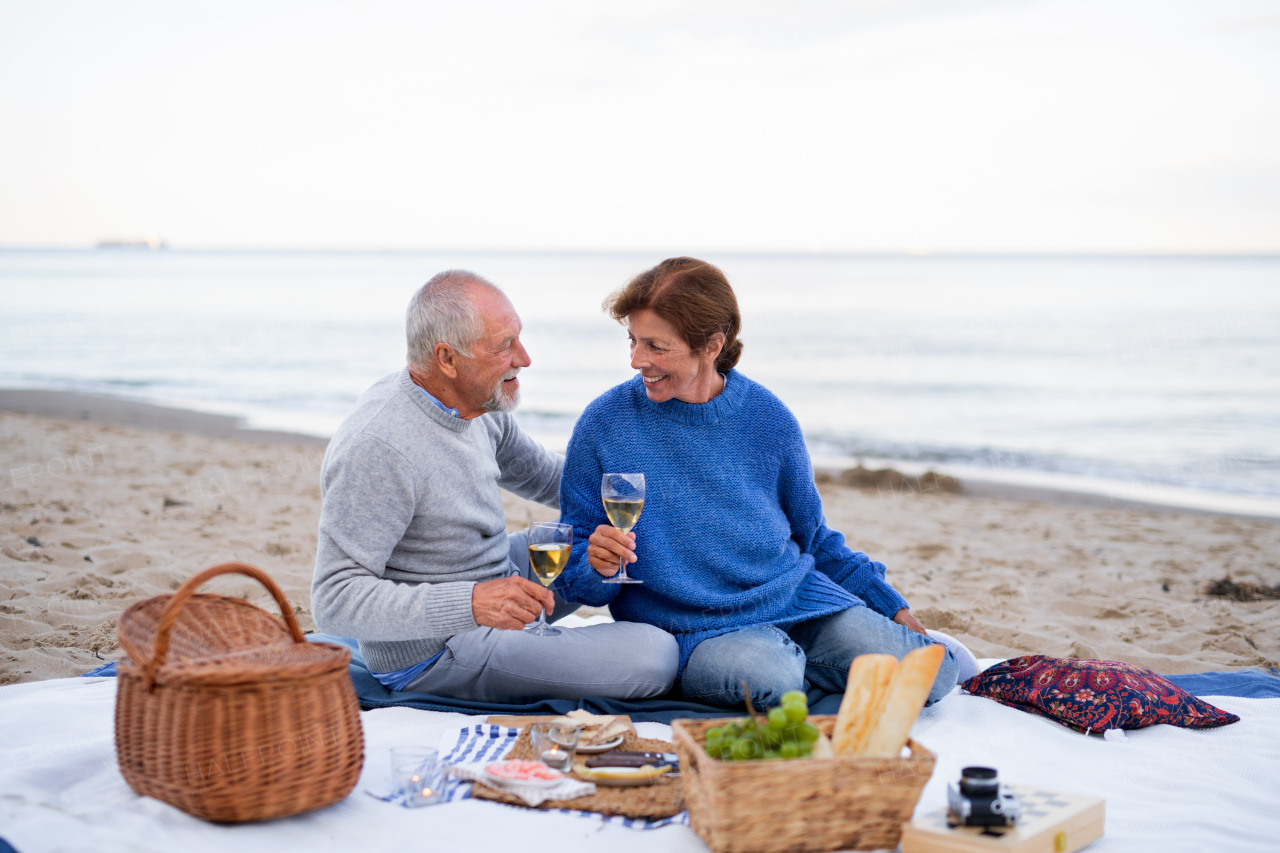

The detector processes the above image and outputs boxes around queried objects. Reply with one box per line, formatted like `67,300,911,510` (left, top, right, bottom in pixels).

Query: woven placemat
470,729,685,819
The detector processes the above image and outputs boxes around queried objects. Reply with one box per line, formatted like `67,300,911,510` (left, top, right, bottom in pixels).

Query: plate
575,735,625,754
485,768,563,788
484,760,564,788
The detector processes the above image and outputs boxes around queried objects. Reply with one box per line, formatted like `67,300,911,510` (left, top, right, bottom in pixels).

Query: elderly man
311,270,679,703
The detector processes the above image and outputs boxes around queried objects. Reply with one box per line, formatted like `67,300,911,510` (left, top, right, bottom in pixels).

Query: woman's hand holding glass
600,473,644,584
586,525,637,578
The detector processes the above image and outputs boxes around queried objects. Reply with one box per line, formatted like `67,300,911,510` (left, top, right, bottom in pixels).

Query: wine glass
524,521,572,636
600,472,644,585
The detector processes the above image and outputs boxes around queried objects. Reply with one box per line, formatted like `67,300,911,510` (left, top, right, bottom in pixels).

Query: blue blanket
80,638,1280,714
1162,668,1280,700
315,634,823,722
81,634,836,722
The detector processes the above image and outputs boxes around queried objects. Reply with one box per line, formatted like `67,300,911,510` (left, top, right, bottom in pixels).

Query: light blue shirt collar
416,384,460,418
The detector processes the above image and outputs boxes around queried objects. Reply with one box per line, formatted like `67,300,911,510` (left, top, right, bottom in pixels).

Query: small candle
541,748,571,771
530,722,580,773
392,746,444,807
409,776,437,802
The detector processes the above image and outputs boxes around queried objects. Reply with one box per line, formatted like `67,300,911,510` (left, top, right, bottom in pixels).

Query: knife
584,751,680,769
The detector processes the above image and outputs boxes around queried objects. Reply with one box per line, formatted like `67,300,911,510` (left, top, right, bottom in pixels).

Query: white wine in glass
601,472,644,585
525,522,572,636
529,542,570,586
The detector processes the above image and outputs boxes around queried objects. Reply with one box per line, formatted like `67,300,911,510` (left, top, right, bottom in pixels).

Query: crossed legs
680,606,959,708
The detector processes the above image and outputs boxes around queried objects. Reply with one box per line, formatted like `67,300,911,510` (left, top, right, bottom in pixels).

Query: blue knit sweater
556,369,910,675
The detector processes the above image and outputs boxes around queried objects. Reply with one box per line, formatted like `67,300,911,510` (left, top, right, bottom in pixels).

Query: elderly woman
555,257,966,708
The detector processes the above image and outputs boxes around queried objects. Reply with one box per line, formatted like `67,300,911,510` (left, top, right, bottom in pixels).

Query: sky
1,0,1278,253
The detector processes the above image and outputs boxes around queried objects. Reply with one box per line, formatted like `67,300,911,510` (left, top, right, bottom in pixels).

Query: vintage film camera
947,766,1022,827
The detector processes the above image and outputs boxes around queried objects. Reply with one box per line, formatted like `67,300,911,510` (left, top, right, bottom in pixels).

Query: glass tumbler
390,745,444,806
529,722,581,773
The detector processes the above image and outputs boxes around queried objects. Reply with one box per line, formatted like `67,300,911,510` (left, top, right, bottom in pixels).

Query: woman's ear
704,332,726,362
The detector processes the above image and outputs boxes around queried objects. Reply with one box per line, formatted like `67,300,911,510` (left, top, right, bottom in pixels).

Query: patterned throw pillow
961,655,1240,733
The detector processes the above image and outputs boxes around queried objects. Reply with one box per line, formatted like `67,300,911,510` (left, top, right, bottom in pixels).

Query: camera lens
958,766,999,796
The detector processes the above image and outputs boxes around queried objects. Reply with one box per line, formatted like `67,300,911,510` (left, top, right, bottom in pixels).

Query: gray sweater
311,369,563,673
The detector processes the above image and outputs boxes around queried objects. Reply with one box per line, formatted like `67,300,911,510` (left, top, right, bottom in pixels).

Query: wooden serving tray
470,723,682,819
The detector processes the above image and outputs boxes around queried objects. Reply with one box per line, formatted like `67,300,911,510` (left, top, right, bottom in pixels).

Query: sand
1,404,1277,686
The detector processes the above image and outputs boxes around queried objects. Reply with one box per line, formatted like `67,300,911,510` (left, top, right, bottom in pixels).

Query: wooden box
900,784,1105,853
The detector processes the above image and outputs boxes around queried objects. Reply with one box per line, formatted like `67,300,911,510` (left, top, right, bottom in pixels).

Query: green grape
780,690,808,707
714,687,820,762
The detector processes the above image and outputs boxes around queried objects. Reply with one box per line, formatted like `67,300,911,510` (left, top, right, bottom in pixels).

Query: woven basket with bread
673,644,945,853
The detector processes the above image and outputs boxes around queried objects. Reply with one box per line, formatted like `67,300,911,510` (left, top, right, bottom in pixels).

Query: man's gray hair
406,270,500,367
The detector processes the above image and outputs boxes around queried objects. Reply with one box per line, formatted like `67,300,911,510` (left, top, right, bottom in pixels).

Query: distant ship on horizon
96,236,168,250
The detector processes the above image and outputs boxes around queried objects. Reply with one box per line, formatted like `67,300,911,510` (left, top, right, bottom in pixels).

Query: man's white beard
481,370,520,413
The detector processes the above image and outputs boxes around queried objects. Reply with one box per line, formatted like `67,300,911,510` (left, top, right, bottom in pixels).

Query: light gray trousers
404,530,679,703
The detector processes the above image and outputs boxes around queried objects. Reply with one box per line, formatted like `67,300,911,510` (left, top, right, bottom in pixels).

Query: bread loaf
859,643,945,758
832,653,898,756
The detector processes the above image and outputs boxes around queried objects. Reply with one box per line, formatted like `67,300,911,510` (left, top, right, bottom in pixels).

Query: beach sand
1,405,1277,686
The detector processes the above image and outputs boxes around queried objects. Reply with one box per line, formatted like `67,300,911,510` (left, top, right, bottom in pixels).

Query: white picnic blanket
1,676,1278,853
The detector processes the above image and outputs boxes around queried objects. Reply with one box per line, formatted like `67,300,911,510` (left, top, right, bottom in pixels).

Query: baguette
832,653,898,756
859,643,945,758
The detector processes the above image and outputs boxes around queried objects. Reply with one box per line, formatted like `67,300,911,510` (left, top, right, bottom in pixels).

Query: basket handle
131,562,306,690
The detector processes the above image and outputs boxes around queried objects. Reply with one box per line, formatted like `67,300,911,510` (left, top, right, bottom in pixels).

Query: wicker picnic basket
672,715,935,853
114,563,364,823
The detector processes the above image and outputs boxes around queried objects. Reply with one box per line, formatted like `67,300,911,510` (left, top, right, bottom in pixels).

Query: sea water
2,249,1277,510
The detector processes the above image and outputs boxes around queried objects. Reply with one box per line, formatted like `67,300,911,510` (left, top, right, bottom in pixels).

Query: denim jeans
404,531,680,703
679,606,959,708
